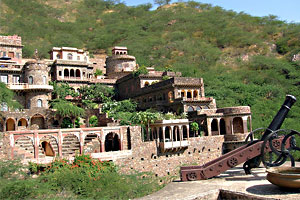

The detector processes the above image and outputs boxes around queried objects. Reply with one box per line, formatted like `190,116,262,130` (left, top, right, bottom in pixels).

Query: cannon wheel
245,128,268,143
261,129,300,168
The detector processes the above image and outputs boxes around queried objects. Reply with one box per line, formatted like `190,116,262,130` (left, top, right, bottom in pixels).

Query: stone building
49,47,94,91
0,35,253,173
105,46,137,79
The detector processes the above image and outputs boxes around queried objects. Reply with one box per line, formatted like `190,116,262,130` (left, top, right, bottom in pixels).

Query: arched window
67,53,73,60
187,91,192,98
37,99,42,107
70,69,75,77
64,69,69,77
28,76,33,84
43,76,47,84
193,90,198,98
196,106,201,111
76,69,81,78
144,81,149,87
56,54,60,59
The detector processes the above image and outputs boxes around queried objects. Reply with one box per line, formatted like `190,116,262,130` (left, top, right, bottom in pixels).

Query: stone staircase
62,135,80,156
14,136,34,160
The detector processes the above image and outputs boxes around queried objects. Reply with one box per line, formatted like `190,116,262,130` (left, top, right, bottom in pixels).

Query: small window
37,99,42,107
77,56,80,60
16,53,20,59
59,71,62,76
0,75,8,84
28,76,33,84
56,54,60,59
3,52,6,57
43,76,47,84
67,53,73,60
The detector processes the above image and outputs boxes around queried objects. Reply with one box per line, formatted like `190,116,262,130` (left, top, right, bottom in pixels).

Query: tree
154,0,171,6
190,122,200,137
131,111,160,140
50,81,78,99
51,99,85,128
0,82,21,110
80,83,115,107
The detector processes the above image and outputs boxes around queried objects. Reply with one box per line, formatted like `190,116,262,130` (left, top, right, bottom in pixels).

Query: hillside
1,0,300,131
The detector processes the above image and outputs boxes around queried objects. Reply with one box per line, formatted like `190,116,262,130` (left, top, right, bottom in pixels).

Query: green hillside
1,0,300,131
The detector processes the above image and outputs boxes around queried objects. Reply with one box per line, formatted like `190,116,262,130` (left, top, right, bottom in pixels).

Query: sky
123,0,300,23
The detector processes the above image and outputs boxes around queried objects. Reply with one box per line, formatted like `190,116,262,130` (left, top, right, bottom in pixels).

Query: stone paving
137,163,300,200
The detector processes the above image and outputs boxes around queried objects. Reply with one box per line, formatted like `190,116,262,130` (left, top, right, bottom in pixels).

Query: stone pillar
179,125,183,141
79,130,84,154
187,125,190,140
207,118,212,136
217,119,220,135
34,131,39,159
162,126,165,142
10,133,15,159
242,117,248,133
230,118,234,134
58,130,63,157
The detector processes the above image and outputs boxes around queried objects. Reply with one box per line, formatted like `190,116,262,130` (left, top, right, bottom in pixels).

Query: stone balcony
7,83,53,91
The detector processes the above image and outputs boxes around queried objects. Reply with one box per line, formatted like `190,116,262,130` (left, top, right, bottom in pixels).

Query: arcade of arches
10,128,125,160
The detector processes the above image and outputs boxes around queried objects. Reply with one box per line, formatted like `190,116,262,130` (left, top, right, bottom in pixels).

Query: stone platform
138,162,300,200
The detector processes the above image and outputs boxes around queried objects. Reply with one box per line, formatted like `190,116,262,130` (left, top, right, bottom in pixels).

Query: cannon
181,95,300,181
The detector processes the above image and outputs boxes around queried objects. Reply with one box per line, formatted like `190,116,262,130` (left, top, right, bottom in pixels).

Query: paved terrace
138,163,300,200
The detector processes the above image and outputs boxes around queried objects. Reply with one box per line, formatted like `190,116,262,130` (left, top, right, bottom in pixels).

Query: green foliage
50,81,78,99
61,117,73,128
0,82,21,110
190,122,199,133
51,99,85,118
0,155,164,199
94,69,103,76
80,83,115,107
133,65,149,77
89,115,98,127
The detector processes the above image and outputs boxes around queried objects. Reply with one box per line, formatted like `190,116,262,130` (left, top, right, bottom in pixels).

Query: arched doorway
233,117,244,134
31,114,45,129
211,119,218,135
105,133,120,152
165,126,171,142
40,135,58,156
183,125,188,140
17,118,28,130
6,118,15,131
220,118,226,135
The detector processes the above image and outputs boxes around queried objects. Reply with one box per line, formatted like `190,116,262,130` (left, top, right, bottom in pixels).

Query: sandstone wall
115,126,224,177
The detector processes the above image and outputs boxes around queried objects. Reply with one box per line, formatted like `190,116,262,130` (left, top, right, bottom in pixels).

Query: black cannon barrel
261,94,297,141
